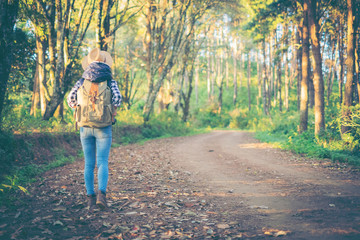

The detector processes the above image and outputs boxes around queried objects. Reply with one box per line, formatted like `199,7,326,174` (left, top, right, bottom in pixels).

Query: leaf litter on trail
2,138,261,239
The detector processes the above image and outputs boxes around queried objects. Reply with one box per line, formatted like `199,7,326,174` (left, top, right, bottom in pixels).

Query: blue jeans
80,126,112,195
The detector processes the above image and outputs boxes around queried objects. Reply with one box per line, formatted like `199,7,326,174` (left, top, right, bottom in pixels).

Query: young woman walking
67,48,122,210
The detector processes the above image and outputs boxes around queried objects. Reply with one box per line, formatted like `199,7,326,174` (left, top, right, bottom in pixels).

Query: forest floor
1,130,360,239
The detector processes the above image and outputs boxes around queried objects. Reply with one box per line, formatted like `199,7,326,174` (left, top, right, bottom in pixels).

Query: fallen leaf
142,224,151,229
53,220,64,226
250,205,269,209
14,212,21,218
161,230,174,238
103,222,111,228
125,211,137,215
53,207,66,212
274,230,290,237
206,211,218,215
207,229,214,234
0,224,7,229
217,223,230,229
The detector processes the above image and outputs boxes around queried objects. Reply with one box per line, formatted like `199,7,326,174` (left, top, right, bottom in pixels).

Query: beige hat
82,48,113,70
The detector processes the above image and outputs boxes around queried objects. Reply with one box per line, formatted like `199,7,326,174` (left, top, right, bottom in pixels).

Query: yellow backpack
75,79,113,128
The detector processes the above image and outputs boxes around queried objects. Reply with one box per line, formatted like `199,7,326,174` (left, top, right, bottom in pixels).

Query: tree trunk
195,55,199,106
43,0,64,120
296,26,302,111
274,60,278,107
308,0,325,135
30,59,40,117
30,1,50,118
290,23,297,86
299,1,310,133
357,30,360,103
0,0,19,124
277,56,282,111
308,71,315,108
247,51,251,111
257,47,262,106
239,41,243,89
143,0,155,120
262,40,268,115
217,32,223,113
284,23,290,111
207,27,211,100
276,30,282,111
327,37,337,103
182,66,194,122
342,0,357,134
34,33,48,116
225,39,229,89
233,37,238,105
285,50,289,111
211,37,216,98
338,17,344,105
218,77,223,114
269,32,274,107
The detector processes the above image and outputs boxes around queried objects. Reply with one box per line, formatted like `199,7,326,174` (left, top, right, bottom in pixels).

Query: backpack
75,79,113,128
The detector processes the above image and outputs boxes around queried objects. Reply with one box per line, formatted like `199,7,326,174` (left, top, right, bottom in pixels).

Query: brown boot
96,191,108,209
87,194,96,211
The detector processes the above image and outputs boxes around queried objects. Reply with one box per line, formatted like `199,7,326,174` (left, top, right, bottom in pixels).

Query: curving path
172,130,360,239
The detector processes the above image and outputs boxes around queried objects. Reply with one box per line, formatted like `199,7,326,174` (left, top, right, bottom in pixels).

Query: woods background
1,0,360,185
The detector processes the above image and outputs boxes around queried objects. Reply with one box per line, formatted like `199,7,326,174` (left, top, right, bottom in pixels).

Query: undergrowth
253,107,360,167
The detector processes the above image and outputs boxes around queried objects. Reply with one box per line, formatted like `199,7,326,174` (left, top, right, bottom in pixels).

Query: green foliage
144,111,193,138
192,103,231,128
0,176,28,196
2,93,74,133
112,110,196,145
0,131,14,180
228,107,271,130
8,27,36,94
0,149,77,206
286,131,330,158
255,108,360,166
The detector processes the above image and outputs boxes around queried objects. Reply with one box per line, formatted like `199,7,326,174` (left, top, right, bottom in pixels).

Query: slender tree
307,0,325,135
342,0,360,134
247,51,251,111
338,16,344,104
233,35,238,105
295,26,302,111
299,0,310,133
26,1,49,117
284,22,290,111
262,39,269,115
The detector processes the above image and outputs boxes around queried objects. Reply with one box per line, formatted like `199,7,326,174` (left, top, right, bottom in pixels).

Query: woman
67,48,122,210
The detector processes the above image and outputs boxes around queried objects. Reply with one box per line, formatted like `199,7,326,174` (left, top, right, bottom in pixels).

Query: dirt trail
172,131,360,239
1,130,360,239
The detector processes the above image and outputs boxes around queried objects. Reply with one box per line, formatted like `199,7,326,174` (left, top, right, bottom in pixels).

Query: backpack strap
74,110,78,131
